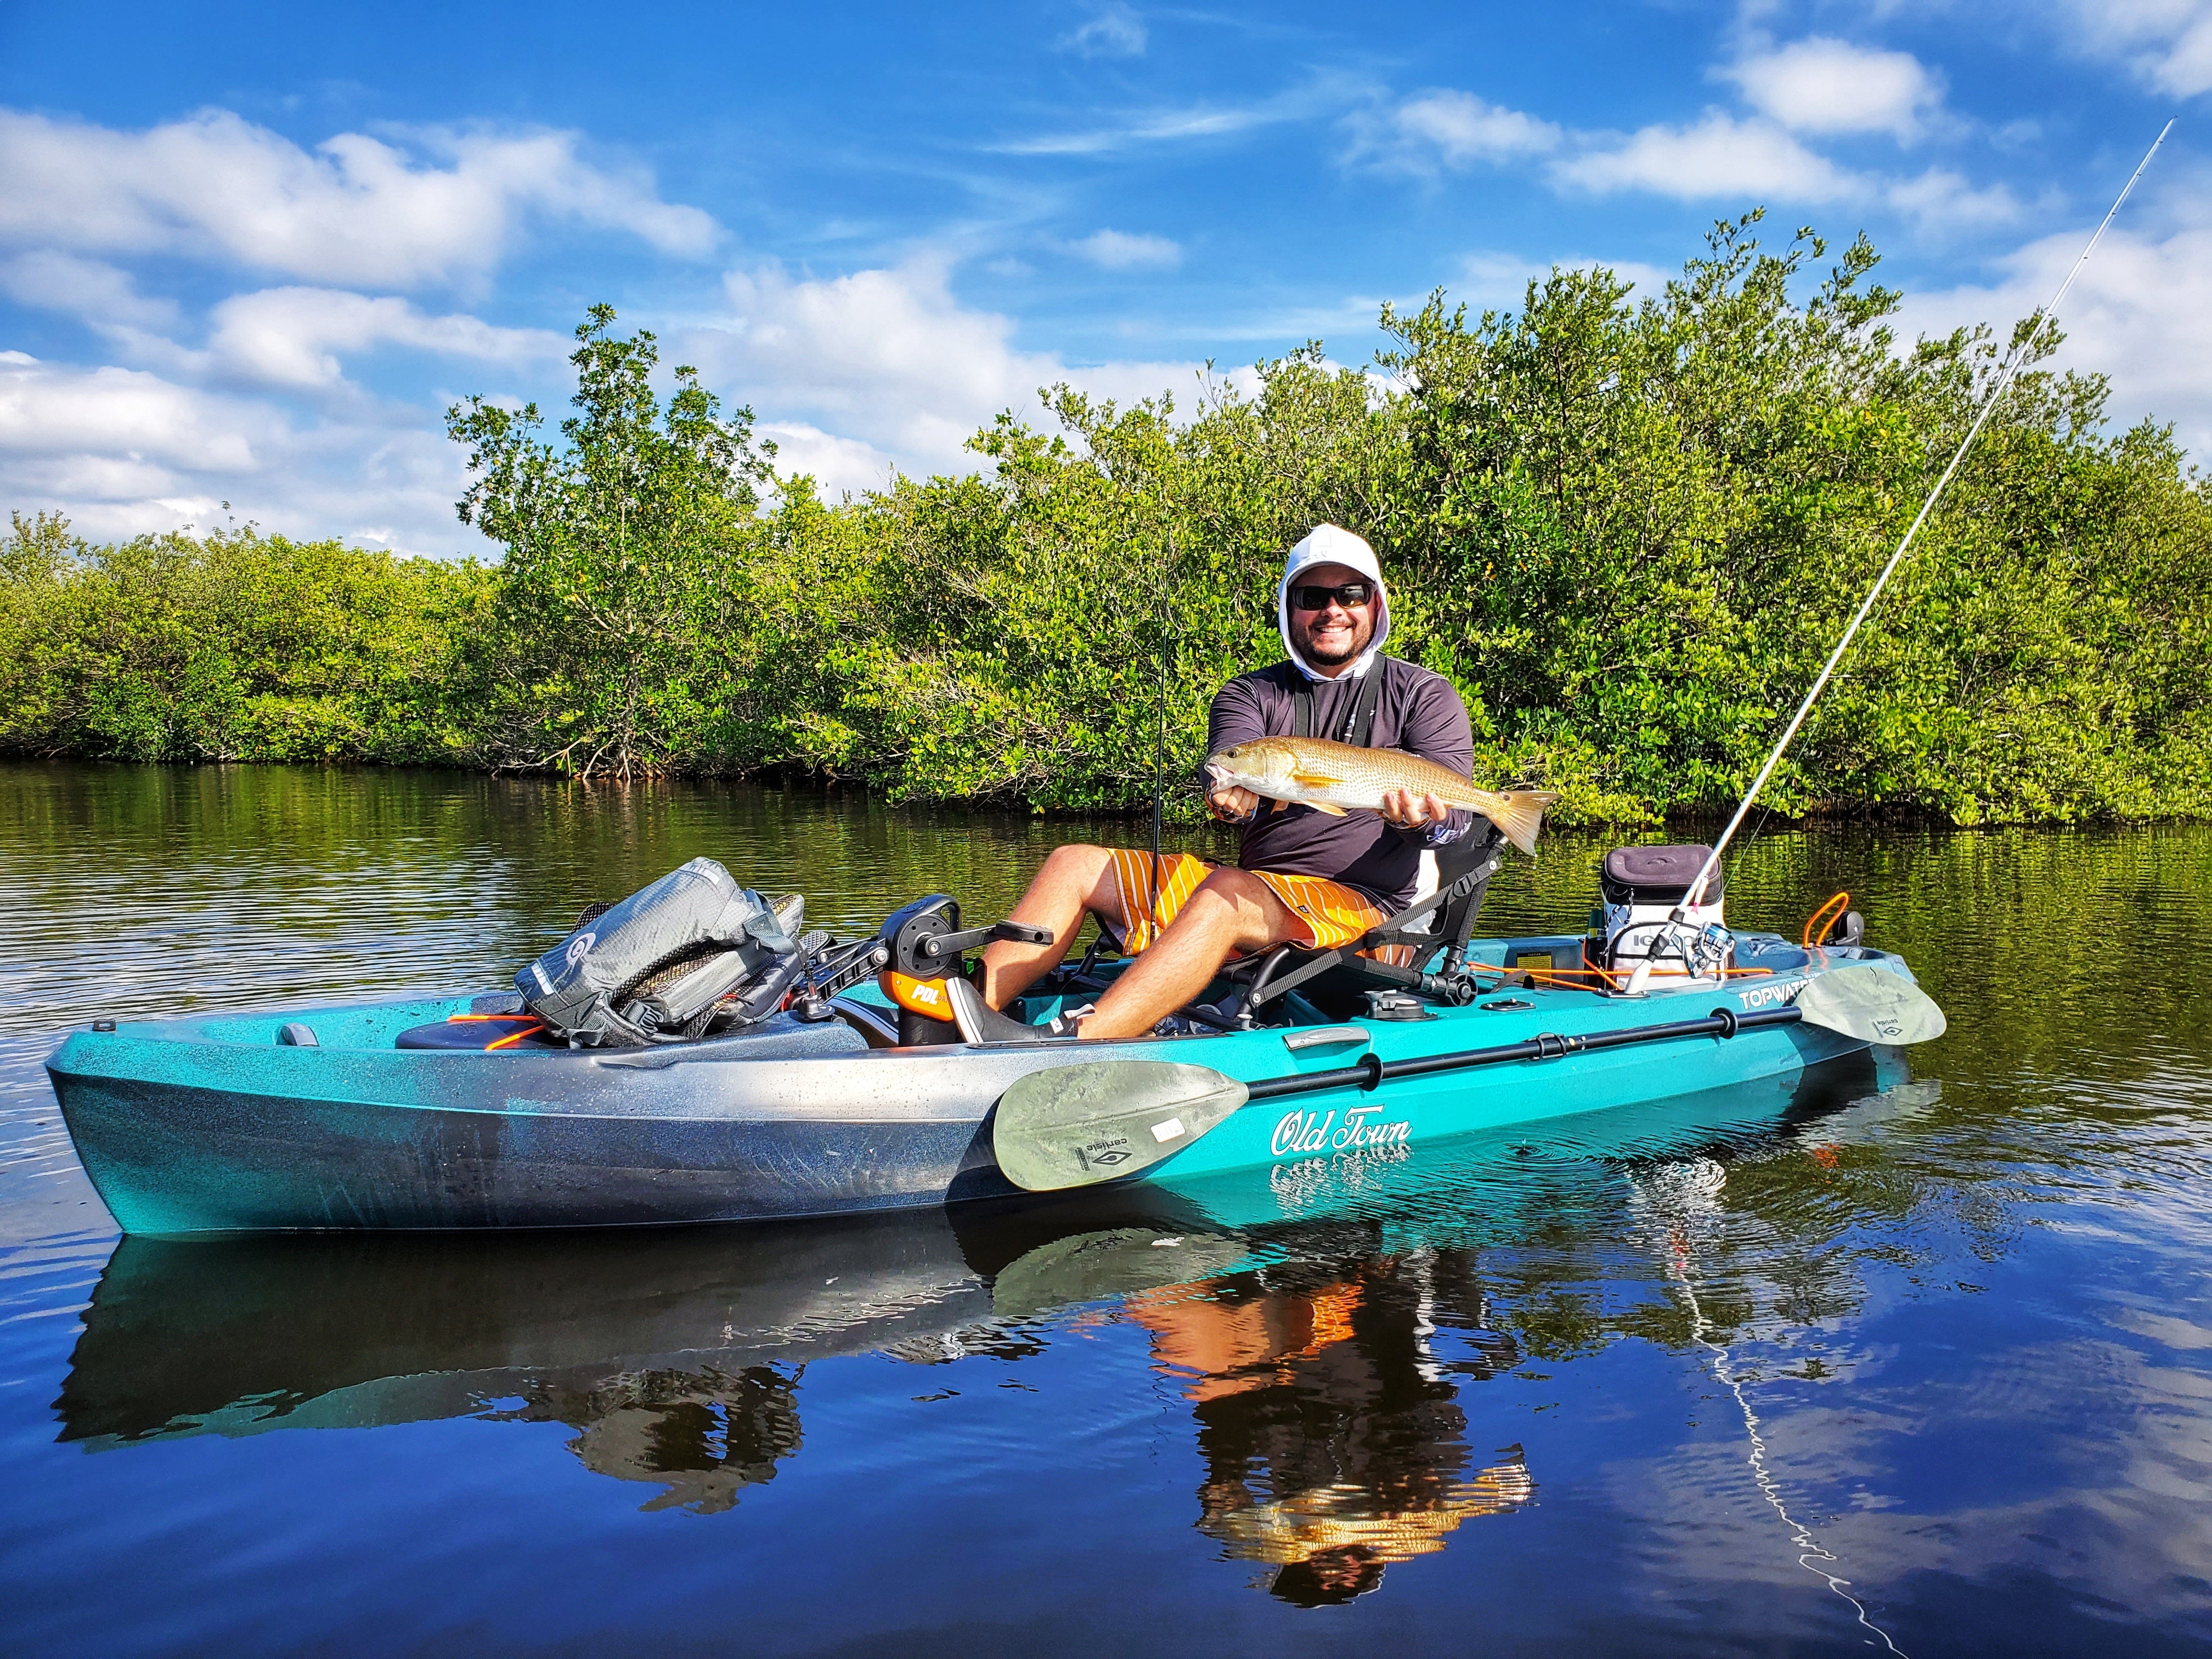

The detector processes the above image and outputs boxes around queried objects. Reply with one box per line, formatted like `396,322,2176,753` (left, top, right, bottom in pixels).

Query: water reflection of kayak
53,1191,1213,1455
43,922,1921,1233
55,1194,1533,1569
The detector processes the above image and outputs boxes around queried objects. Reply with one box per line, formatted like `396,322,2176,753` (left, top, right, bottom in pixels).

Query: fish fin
1309,802,1348,817
1290,769,1346,789
1271,798,1289,814
1478,789,1561,856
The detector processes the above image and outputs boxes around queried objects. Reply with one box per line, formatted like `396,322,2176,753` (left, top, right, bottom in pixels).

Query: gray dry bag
517,857,798,1046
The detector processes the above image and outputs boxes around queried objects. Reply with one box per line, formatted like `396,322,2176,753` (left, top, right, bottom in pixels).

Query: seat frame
1226,824,1509,1021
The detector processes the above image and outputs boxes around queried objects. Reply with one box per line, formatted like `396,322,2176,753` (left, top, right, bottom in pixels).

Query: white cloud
0,352,263,470
204,288,567,390
0,350,490,553
1720,37,1945,140
1887,168,2027,234
1555,111,1864,202
1000,106,1273,156
4,267,568,392
2055,0,2212,96
1898,216,2212,460
1062,2,1146,58
0,108,718,289
2,255,1207,543
680,257,1205,487
756,421,901,497
1354,90,1562,173
1066,229,1182,269
0,252,178,329
992,74,1361,157
1400,91,1561,163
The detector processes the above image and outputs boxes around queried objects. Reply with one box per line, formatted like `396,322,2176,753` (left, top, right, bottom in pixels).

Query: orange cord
1471,940,1778,994
441,1010,548,1048
1803,892,1851,948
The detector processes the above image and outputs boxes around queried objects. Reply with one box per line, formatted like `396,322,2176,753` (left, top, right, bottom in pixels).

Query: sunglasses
1290,580,1374,612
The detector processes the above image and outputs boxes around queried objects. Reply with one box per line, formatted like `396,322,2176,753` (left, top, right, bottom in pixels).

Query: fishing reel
1617,918,1735,995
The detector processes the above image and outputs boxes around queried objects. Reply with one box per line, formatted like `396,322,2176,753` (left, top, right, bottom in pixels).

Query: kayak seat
1227,825,1509,1022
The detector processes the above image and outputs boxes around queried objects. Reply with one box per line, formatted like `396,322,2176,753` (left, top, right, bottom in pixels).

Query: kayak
44,926,1923,1236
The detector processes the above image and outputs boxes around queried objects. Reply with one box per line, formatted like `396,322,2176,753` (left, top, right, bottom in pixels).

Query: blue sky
1,1,2205,555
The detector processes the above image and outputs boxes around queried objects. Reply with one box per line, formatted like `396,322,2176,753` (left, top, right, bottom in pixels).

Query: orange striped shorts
1099,849,1408,962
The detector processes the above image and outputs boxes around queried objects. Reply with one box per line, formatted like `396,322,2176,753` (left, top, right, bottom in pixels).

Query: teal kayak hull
45,934,1914,1236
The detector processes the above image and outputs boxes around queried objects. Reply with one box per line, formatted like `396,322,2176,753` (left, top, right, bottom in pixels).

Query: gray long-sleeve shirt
1204,657,1477,909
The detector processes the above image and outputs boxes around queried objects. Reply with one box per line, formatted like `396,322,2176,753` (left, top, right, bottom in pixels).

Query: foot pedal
944,976,1066,1045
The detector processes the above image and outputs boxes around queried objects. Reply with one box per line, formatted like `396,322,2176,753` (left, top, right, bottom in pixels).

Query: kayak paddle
992,965,1943,1192
991,1061,1251,1194
1794,963,1946,1045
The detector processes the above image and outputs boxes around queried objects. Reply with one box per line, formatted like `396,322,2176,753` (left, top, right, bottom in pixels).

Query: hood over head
1278,523,1390,680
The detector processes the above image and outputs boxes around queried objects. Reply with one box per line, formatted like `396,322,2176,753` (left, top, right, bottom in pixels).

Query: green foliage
0,512,491,765
1370,215,2211,825
446,305,774,779
5,217,2209,825
724,352,1410,809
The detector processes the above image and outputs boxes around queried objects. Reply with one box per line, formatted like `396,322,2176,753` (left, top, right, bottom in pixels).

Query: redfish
1206,736,1557,855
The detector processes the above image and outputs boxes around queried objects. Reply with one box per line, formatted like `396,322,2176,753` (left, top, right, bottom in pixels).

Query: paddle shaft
1242,1005,1804,1103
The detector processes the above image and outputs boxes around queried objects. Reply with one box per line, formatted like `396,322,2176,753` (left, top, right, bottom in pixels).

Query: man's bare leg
1079,868,1301,1041
977,844,1122,1009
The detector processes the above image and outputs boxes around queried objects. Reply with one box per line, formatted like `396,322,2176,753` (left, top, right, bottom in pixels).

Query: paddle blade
992,1061,1250,1192
990,1227,1256,1319
1795,963,1947,1046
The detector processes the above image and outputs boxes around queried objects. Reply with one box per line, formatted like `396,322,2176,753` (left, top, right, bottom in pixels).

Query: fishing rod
1632,120,2175,990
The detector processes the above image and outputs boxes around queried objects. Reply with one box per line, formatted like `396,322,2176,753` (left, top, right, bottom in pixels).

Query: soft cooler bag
518,857,795,1045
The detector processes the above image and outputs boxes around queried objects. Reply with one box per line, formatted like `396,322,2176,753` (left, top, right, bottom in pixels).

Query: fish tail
1472,789,1559,856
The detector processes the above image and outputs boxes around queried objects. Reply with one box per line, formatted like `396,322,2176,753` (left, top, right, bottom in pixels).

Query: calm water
3,762,2210,1656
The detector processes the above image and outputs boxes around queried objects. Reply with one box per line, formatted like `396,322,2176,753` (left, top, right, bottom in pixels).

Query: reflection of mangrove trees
6,213,2208,823
492,1363,806,1515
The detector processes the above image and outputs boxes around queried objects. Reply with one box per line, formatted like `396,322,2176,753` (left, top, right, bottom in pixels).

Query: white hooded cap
1278,523,1390,681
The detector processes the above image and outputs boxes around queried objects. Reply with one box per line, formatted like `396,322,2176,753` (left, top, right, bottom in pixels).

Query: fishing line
1669,1242,1912,1657
1673,119,2175,924
1635,1161,1911,1655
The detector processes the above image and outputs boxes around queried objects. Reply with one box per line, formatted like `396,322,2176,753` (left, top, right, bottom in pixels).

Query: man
966,522,1479,1041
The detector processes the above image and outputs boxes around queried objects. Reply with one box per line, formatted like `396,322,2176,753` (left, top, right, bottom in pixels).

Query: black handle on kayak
882,894,1053,976
722,947,817,1026
923,919,1054,958
1242,1004,1803,1102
